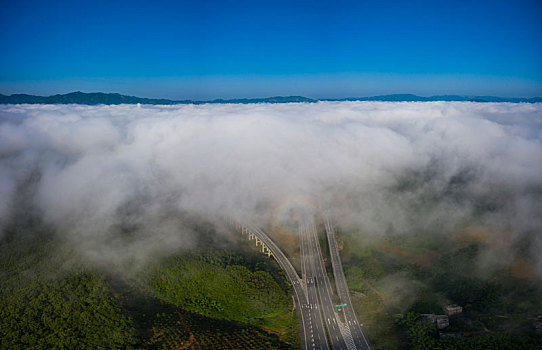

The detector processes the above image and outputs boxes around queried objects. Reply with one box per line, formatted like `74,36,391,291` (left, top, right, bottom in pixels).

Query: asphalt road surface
300,221,331,349
323,217,372,350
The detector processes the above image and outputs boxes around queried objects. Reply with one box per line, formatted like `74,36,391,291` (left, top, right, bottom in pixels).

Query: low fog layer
1,102,541,273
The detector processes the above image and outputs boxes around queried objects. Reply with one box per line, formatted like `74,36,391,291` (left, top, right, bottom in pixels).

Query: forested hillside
0,224,296,349
145,252,292,330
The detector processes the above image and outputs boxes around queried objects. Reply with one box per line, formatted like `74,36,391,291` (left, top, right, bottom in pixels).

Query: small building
443,304,463,316
436,316,450,329
422,314,449,329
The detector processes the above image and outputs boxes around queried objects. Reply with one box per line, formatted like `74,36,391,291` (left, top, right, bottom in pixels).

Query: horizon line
1,90,541,102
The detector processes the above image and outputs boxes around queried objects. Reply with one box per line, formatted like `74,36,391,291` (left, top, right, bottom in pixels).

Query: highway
300,221,331,349
236,217,371,350
302,219,352,349
323,217,372,350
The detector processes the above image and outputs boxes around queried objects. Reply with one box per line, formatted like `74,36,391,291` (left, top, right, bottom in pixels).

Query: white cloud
0,102,541,271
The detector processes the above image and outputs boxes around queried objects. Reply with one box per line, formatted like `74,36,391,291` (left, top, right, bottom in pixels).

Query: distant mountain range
0,91,540,105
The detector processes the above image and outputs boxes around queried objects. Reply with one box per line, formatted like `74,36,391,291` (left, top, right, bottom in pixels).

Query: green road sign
334,303,347,307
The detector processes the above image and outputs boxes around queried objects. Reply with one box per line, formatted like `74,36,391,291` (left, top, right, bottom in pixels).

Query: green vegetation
1,272,137,349
1,225,296,349
0,230,136,349
145,251,292,331
4,211,539,349
109,274,292,350
397,311,541,349
154,308,292,349
339,229,542,349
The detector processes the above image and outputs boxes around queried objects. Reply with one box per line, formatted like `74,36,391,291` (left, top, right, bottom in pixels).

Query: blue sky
1,0,541,99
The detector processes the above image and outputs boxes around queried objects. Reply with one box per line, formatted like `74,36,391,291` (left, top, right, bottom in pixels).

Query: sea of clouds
1,102,541,273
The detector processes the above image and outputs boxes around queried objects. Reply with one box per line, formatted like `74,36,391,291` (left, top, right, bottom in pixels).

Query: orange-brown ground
376,241,438,267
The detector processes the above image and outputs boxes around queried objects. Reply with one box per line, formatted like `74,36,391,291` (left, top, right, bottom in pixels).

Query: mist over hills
2,101,541,270
0,91,540,105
